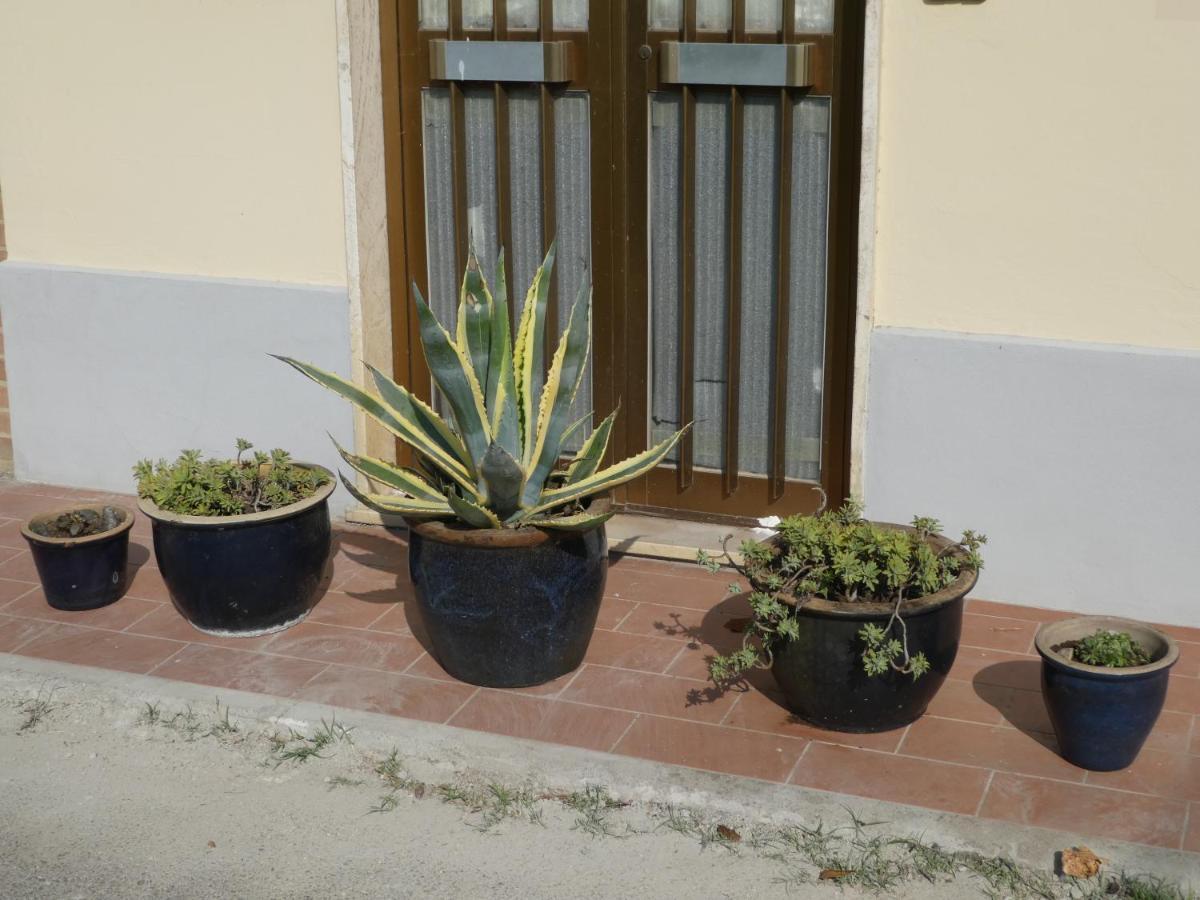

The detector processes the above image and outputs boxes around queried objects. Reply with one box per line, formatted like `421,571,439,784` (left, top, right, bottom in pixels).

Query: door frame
337,0,883,518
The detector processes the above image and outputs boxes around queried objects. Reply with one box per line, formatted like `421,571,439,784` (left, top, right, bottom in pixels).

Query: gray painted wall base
865,327,1200,627
0,263,354,497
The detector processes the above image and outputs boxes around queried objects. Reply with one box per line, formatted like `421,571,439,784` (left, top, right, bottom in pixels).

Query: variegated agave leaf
281,240,690,531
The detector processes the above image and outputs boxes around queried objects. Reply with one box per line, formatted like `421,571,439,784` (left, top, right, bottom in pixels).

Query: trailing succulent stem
280,244,688,529
699,500,986,684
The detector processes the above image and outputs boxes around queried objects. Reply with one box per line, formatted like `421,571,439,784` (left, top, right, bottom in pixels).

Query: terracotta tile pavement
0,479,1197,853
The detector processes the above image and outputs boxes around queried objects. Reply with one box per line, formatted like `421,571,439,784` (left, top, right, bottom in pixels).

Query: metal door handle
659,42,812,88
430,40,572,84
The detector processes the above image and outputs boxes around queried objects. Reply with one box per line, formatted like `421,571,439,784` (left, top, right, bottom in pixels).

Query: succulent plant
279,245,688,530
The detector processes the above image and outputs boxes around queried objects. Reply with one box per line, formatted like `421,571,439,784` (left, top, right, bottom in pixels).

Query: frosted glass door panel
735,94,780,476
422,88,458,325
420,0,448,30
649,0,681,30
698,0,732,31
463,0,493,29
647,90,832,481
464,87,500,287
795,0,834,33
554,0,588,29
554,93,593,451
506,88,545,304
690,91,732,470
784,97,830,480
649,95,683,455
745,0,782,33
508,0,538,29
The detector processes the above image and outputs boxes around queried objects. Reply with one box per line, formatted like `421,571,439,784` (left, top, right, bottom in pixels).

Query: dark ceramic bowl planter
21,504,135,610
137,465,335,637
1035,616,1178,771
405,498,610,688
767,527,977,733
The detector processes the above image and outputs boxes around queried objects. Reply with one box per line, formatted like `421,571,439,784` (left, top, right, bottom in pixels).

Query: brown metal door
616,0,862,520
382,1,860,522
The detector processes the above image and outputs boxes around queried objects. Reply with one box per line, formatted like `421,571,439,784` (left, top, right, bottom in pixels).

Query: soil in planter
30,507,126,539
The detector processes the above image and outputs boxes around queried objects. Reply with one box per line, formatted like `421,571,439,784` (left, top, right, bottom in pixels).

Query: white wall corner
337,0,397,467
849,0,883,503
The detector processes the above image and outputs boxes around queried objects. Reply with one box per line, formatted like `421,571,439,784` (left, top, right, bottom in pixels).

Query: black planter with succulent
281,244,687,688
134,441,334,636
699,502,985,732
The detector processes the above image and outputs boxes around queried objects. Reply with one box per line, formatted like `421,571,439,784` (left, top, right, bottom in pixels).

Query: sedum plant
1066,630,1151,668
698,500,985,683
279,245,687,530
134,440,328,516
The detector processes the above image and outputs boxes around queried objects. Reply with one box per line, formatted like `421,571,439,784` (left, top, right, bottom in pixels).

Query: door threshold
341,505,764,563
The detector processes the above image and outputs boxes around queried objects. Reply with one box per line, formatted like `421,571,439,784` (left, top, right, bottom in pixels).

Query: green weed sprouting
701,500,986,684
133,439,328,517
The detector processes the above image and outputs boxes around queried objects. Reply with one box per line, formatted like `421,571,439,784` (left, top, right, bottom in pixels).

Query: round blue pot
138,465,334,637
405,499,609,688
1035,616,1178,772
768,526,977,733
22,504,134,610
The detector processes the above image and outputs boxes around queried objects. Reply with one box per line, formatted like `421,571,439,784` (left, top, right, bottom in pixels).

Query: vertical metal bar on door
449,1,469,277
493,2,515,317
770,0,796,500
539,0,559,349
678,0,698,490
724,0,746,495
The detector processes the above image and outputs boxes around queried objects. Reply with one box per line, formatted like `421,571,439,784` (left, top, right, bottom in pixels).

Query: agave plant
278,245,688,530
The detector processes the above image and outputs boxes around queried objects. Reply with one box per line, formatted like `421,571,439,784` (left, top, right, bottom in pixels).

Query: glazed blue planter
769,525,978,733
406,499,609,688
1035,616,1178,772
138,466,335,637
22,505,134,610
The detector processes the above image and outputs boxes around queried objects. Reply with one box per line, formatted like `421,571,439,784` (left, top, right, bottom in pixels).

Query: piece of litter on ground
819,868,853,880
1060,846,1102,878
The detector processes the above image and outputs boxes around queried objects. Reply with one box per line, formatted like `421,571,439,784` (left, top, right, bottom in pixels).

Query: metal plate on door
430,40,572,84
659,42,812,89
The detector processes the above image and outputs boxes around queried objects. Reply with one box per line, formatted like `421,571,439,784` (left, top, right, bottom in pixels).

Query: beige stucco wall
0,0,346,286
872,0,1200,350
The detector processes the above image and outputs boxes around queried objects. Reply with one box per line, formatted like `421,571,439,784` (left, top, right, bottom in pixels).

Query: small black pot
405,499,609,688
1035,616,1178,771
138,466,334,636
767,526,976,733
22,504,135,610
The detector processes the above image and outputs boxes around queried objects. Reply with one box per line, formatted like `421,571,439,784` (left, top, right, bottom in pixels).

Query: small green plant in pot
698,501,985,733
280,245,687,688
134,441,335,636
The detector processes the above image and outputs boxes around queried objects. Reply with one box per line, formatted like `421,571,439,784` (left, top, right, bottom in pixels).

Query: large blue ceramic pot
138,465,334,637
1035,615,1178,771
768,525,977,733
405,498,609,688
